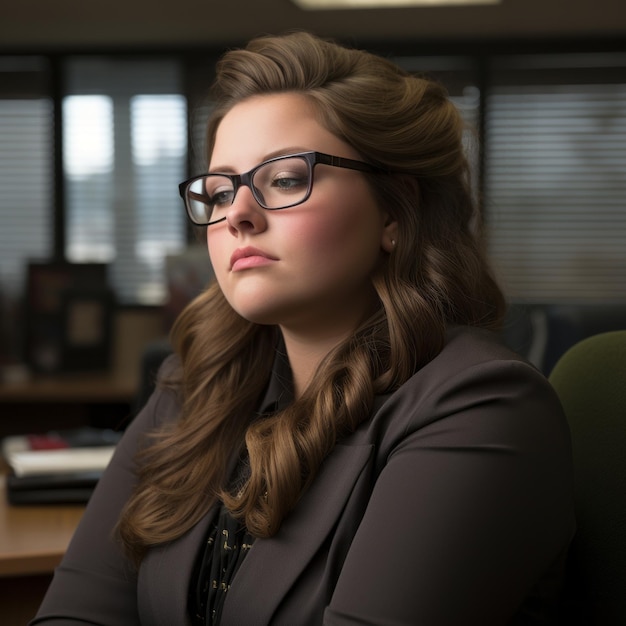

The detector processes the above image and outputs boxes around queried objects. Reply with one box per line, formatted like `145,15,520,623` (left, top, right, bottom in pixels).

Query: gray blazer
32,326,575,625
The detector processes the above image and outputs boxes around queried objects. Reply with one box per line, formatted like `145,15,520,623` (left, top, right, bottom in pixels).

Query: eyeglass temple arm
323,153,380,173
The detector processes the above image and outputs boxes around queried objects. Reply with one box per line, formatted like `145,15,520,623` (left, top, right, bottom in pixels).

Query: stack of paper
6,445,115,477
2,427,121,504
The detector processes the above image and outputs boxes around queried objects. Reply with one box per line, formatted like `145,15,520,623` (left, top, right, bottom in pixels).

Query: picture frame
24,261,113,373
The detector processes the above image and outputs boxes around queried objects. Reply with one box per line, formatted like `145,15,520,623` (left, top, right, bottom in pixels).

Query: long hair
117,31,506,563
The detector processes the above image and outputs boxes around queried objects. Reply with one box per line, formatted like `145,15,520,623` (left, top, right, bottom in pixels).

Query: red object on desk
26,434,69,450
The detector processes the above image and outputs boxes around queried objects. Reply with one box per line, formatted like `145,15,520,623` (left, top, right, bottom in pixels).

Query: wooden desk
0,475,84,624
0,475,84,577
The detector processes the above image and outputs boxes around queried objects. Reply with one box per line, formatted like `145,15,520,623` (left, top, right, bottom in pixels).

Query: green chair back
549,330,626,624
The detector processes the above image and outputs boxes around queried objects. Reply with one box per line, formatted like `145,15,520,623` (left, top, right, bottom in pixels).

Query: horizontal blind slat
485,79,626,303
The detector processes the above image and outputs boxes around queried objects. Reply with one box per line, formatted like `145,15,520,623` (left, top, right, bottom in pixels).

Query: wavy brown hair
117,31,506,563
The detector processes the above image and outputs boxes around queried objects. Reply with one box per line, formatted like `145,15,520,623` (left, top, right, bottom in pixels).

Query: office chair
133,338,173,416
549,330,626,625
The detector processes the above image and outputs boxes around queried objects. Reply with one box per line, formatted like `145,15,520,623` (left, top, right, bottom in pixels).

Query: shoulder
398,324,549,394
404,324,551,404
126,353,183,437
435,324,533,373
370,325,568,454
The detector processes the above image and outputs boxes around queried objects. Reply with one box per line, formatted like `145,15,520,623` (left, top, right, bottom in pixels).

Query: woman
32,32,574,625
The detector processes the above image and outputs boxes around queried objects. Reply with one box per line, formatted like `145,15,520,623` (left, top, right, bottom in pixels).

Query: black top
189,503,255,625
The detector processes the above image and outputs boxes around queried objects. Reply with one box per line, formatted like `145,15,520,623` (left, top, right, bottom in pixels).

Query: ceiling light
292,0,500,9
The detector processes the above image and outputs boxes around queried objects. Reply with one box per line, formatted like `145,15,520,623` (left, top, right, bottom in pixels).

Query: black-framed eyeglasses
178,151,384,226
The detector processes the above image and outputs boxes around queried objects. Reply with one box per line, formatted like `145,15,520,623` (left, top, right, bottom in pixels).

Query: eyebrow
209,147,311,174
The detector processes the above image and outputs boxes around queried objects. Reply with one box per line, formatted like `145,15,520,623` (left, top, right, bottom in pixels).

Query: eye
205,178,235,208
252,156,311,207
209,189,235,207
271,171,308,192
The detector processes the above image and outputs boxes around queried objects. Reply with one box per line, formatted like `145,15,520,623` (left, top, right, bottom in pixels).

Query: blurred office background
0,0,625,403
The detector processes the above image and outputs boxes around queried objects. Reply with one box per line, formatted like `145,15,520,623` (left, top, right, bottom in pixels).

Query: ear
380,215,398,254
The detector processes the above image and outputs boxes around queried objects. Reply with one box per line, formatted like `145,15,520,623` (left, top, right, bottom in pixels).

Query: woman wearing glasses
32,32,574,625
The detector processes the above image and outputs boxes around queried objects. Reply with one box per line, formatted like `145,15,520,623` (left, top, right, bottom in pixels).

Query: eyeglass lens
186,156,312,225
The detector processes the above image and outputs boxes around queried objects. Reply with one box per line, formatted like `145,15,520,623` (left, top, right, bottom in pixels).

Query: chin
232,301,305,328
228,301,284,326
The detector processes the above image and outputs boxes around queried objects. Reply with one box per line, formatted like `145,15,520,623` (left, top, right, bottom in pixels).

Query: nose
225,184,267,235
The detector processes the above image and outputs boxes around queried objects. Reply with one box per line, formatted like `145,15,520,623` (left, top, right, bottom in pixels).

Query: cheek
289,216,351,256
207,229,229,279
206,232,217,268
290,193,373,257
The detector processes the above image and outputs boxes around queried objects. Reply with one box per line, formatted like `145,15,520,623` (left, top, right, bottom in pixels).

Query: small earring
391,239,396,247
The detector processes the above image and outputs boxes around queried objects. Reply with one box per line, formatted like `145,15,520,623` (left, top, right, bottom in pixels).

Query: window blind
63,58,188,304
484,56,626,304
0,59,53,301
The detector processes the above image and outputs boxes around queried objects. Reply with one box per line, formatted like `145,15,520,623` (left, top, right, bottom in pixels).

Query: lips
230,246,278,271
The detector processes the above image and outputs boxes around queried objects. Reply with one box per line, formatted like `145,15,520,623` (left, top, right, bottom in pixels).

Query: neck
280,327,351,398
276,287,379,397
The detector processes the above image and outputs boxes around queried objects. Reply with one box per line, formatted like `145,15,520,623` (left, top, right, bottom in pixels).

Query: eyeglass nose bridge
229,170,267,209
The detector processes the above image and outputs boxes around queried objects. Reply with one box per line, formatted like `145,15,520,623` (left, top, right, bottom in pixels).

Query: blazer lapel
138,449,249,625
221,442,374,625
